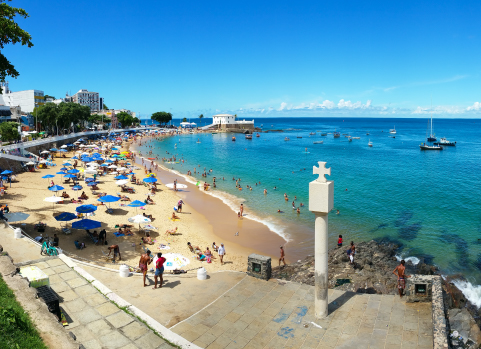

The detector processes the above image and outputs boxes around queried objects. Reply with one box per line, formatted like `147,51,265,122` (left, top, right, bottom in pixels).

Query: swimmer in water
297,207,300,214
274,186,277,190
264,189,267,194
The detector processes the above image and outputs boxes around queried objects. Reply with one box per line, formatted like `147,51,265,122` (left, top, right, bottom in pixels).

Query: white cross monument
309,161,334,318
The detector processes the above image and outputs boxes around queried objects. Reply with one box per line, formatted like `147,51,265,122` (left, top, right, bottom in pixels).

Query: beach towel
114,232,125,237
170,218,180,221
158,244,171,250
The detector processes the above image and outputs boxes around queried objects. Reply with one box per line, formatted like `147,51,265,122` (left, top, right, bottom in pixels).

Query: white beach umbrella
117,167,127,171
110,171,118,175
128,215,151,224
39,159,48,164
84,170,97,175
79,144,85,148
26,161,35,165
153,253,190,271
108,165,118,169
44,196,63,202
60,145,68,149
40,150,50,154
165,183,188,189
116,180,128,185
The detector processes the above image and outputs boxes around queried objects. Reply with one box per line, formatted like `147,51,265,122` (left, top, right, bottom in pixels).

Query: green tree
36,102,91,134
103,103,108,110
44,94,55,100
133,117,140,126
199,114,204,126
116,111,134,128
0,121,19,141
0,1,34,93
182,117,187,122
151,111,172,126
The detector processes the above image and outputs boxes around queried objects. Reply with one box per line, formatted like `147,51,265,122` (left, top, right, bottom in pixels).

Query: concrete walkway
23,257,175,349
170,277,434,349
80,263,246,327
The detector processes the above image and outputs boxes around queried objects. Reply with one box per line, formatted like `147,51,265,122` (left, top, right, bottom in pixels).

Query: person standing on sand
393,260,410,298
153,253,166,289
279,246,286,267
218,243,226,265
107,244,121,261
240,204,244,217
139,250,152,287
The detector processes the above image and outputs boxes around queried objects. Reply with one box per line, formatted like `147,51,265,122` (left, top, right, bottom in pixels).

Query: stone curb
63,253,201,349
432,276,449,349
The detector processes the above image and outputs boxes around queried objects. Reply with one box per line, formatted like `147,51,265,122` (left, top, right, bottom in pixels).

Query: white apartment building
0,82,45,113
72,89,103,111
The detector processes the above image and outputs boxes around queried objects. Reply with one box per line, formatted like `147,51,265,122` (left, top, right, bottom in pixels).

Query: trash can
14,228,22,239
119,264,130,277
197,267,207,280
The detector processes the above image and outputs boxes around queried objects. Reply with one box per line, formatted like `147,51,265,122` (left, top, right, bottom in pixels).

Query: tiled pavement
171,276,434,349
27,258,175,349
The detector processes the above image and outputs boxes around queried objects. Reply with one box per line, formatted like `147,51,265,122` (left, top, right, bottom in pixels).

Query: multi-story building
0,82,45,113
72,89,103,111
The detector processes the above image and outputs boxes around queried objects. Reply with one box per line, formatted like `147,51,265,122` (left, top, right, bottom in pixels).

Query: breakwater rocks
271,240,438,294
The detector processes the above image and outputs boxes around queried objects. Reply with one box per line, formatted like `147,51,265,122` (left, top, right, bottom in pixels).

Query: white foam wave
156,163,291,242
395,254,420,265
452,280,481,308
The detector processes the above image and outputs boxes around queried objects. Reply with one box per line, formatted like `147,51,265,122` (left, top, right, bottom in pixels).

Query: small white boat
245,134,252,139
313,141,323,144
284,137,290,141
352,137,360,139
434,137,456,146
368,140,373,147
389,126,396,134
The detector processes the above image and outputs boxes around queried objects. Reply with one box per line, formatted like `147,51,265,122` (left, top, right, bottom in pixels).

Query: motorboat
309,132,316,135
420,143,442,150
313,141,324,144
434,137,456,146
245,134,252,139
321,133,327,136
333,131,340,138
389,126,396,134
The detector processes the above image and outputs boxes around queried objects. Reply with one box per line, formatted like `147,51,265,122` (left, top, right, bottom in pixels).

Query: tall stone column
309,162,334,318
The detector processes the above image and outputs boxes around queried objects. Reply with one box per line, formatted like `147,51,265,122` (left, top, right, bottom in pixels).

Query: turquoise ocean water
139,117,481,295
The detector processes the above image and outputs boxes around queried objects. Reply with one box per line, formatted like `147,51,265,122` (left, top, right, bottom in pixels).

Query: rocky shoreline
272,240,481,348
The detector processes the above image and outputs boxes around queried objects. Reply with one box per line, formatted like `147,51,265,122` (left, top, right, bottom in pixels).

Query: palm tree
199,114,204,126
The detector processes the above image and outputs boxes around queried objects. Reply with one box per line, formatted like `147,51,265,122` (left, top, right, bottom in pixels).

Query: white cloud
466,102,481,111
278,102,288,111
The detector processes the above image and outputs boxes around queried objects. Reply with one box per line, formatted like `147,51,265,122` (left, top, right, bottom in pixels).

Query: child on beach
338,235,343,247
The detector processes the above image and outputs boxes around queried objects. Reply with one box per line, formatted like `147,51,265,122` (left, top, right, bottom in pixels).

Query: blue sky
4,0,481,118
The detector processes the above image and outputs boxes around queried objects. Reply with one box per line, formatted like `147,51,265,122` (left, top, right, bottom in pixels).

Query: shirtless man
393,260,410,298
139,250,153,287
279,246,286,267
107,245,121,261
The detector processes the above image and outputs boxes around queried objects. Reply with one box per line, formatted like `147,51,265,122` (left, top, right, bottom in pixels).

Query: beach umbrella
76,205,97,214
64,174,77,179
116,180,128,185
54,212,77,221
60,145,68,149
42,174,55,179
108,165,117,169
115,175,128,180
85,178,95,182
50,148,58,152
143,224,157,230
71,156,78,160
48,185,64,192
56,171,66,175
72,219,101,230
40,150,50,154
143,177,157,183
60,167,68,171
4,212,30,223
87,181,99,187
85,170,97,175
154,253,190,271
1,170,12,175
63,163,72,167
105,160,114,163
68,169,80,174
72,185,83,191
165,183,187,189
44,196,63,203
26,161,35,166
98,195,120,203
100,163,108,167
117,167,127,171
128,214,151,231
127,200,145,208
82,157,95,163
59,149,67,153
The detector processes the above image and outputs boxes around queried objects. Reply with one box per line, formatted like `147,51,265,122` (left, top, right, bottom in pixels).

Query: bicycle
40,234,58,256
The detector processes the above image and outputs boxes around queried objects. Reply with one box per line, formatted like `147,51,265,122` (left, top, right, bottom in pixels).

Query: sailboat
389,126,396,134
368,139,373,147
427,112,436,142
420,119,442,150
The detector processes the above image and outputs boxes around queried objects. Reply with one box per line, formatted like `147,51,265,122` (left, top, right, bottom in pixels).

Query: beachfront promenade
0,223,434,349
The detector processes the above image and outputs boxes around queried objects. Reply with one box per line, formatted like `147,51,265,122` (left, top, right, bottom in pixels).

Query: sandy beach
2,135,278,273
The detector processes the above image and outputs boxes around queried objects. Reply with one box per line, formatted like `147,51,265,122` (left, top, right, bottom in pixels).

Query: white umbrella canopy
84,170,97,175
153,253,190,271
117,167,127,171
60,145,68,148
26,161,35,165
128,215,151,224
108,165,118,169
40,150,50,154
44,196,63,202
116,180,128,185
87,163,99,167
165,183,188,189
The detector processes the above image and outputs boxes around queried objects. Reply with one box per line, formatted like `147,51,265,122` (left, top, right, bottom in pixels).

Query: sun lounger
86,232,98,244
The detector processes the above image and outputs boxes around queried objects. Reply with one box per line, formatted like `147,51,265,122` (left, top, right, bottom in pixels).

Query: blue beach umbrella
1,170,12,175
98,195,120,203
48,185,64,192
85,178,95,182
64,174,77,179
87,182,98,186
105,160,114,163
50,148,58,152
76,205,97,214
42,174,55,179
82,157,95,162
59,149,67,152
67,169,80,174
60,167,68,171
54,212,77,221
72,219,101,230
72,185,83,191
115,175,128,180
127,200,145,208
143,177,157,183
56,171,66,175
100,163,108,167
72,156,78,160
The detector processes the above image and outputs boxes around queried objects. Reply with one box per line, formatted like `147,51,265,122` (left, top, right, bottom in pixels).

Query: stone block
405,275,433,303
106,311,134,328
246,254,271,281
